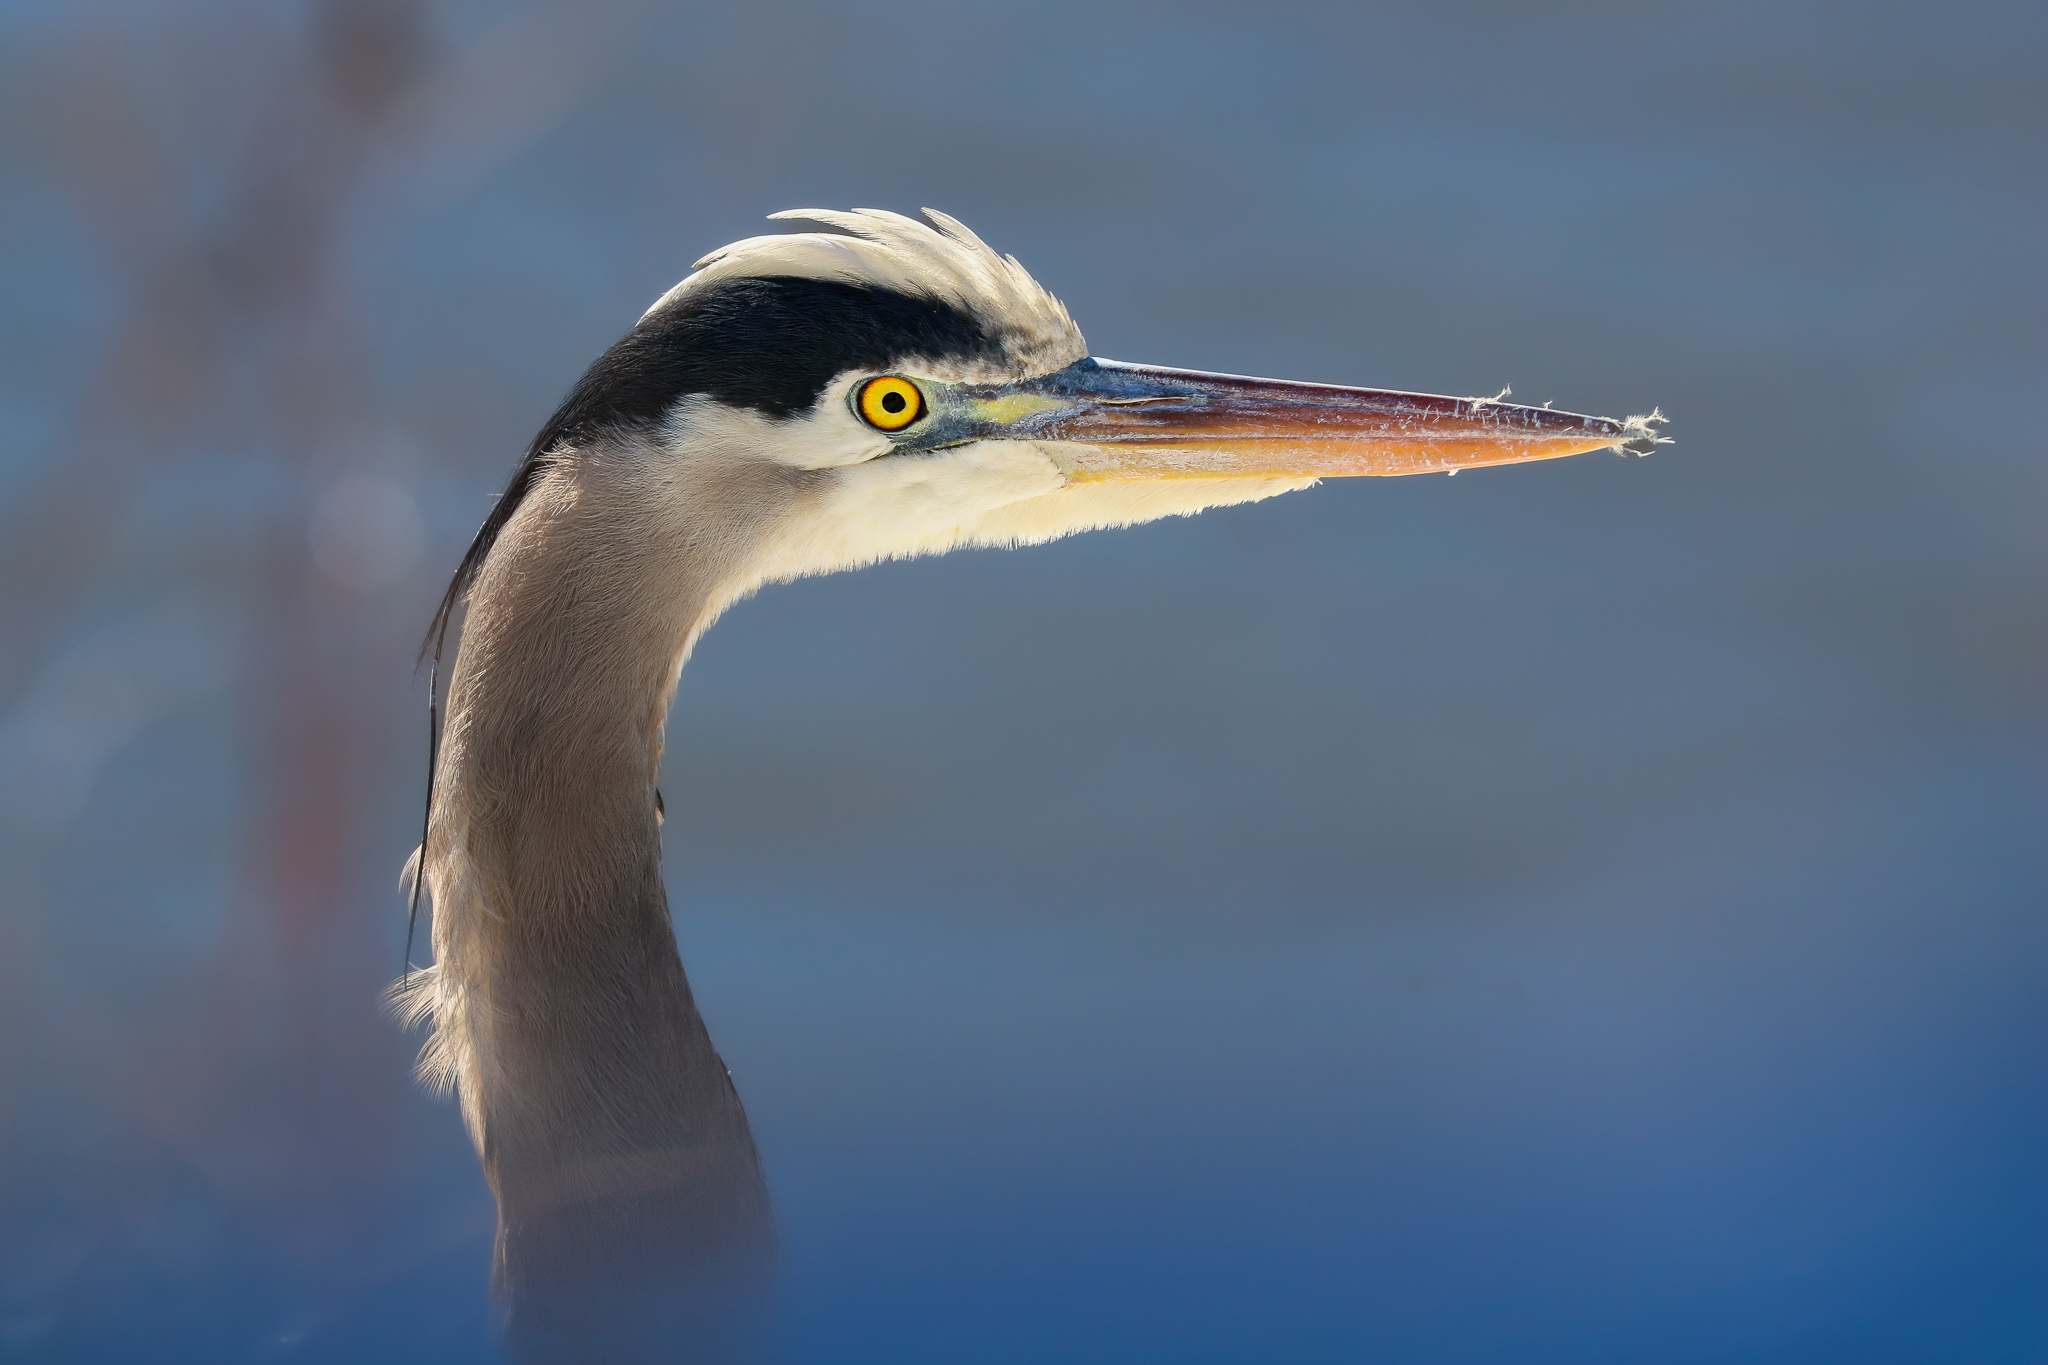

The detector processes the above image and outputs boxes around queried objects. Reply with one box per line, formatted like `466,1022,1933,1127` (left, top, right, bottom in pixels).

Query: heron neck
425,429,798,1355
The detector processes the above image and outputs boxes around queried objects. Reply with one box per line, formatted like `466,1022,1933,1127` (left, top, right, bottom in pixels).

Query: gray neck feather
420,428,809,1362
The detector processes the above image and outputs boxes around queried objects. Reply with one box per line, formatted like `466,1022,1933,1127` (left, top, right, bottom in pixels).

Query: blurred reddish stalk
0,0,435,1321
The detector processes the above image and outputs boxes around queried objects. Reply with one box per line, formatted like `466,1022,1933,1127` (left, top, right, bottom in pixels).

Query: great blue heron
398,209,1661,1361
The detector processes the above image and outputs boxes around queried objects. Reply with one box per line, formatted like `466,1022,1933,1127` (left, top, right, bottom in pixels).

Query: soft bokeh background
1,0,2042,1360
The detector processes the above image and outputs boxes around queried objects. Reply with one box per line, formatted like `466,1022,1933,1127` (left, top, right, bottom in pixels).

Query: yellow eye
857,376,925,432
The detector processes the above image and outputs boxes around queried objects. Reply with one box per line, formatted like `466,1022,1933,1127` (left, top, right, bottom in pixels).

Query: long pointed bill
957,358,1661,481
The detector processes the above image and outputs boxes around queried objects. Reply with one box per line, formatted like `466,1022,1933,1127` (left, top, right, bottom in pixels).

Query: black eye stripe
431,277,998,664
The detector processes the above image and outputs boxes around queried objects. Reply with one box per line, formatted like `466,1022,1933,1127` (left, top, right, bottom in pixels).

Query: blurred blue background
0,0,2042,1360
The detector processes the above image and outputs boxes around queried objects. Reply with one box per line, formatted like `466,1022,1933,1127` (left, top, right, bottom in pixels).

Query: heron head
436,209,1662,643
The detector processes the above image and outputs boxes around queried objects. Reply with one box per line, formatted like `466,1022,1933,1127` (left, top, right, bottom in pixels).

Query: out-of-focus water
0,1,2042,1360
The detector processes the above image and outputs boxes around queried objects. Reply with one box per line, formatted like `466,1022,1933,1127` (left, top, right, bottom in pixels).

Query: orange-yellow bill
964,358,1662,481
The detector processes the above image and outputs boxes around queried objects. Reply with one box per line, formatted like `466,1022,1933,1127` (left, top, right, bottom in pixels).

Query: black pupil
881,390,907,414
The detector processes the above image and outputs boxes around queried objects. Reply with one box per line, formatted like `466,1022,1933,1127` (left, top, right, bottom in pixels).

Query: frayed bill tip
1615,408,1671,457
